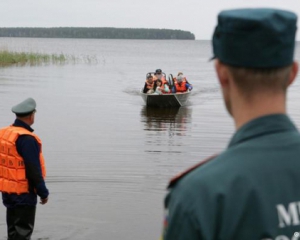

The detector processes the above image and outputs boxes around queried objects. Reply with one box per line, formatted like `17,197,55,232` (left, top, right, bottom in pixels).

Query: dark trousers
6,206,36,240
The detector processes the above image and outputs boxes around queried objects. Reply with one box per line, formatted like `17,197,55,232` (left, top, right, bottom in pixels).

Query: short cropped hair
16,110,35,118
226,64,292,97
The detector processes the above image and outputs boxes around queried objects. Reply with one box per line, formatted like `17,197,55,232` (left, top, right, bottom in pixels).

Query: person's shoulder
165,154,234,208
171,150,244,191
18,134,35,139
17,134,38,145
168,154,217,188
167,154,220,190
183,154,228,180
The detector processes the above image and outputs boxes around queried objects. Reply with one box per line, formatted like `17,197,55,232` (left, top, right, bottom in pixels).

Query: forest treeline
0,27,195,40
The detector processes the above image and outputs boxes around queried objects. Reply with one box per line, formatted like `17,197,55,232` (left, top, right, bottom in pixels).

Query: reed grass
0,49,100,66
0,50,70,66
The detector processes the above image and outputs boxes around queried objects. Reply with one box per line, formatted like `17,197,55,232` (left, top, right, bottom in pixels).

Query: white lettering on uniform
275,236,290,240
262,232,300,240
277,202,300,228
292,232,300,240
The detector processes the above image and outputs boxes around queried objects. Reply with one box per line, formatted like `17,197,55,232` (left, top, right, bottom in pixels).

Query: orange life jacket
174,79,187,92
145,80,154,90
161,78,168,85
0,126,46,194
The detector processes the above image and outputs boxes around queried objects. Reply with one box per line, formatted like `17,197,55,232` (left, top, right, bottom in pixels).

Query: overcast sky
1,0,300,40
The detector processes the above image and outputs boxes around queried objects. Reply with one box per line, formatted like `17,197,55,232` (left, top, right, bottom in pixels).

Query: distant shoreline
0,27,195,40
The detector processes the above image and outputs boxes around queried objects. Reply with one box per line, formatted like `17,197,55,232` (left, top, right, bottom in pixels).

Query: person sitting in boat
173,75,193,93
153,69,167,83
143,74,155,94
177,72,193,88
154,79,170,95
153,69,162,80
153,69,171,93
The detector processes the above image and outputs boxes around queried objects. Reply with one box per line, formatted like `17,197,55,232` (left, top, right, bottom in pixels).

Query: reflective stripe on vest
0,126,46,194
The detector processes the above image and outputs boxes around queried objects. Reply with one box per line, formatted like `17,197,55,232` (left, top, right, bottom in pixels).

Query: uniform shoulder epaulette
167,154,218,189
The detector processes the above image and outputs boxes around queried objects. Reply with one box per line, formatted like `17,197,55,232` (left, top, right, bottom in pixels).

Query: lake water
0,38,300,240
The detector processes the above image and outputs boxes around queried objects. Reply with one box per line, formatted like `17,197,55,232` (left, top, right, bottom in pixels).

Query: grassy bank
0,50,68,66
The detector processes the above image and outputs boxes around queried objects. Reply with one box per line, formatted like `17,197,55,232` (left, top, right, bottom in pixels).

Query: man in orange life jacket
143,74,155,94
153,69,166,81
153,69,167,83
0,97,49,240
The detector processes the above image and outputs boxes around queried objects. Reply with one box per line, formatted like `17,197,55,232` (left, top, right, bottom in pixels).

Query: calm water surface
0,38,300,240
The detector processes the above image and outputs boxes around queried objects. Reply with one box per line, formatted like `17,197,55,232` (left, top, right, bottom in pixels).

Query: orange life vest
145,80,154,90
174,79,187,92
0,126,46,194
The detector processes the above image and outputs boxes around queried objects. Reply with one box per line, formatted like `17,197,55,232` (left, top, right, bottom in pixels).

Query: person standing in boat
162,8,300,240
143,74,155,94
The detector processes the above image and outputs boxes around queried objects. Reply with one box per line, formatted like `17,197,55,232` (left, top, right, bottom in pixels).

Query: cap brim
209,56,216,62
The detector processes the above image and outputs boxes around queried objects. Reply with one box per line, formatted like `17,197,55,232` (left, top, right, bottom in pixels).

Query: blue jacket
2,119,49,208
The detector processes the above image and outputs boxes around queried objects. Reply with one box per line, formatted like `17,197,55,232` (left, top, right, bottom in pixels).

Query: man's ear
214,59,230,87
288,61,299,86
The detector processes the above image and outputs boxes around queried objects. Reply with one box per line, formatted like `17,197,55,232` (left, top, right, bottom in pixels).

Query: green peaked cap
11,98,36,114
211,8,298,68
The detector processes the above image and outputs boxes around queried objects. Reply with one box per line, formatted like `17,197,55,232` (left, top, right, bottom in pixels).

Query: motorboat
140,72,191,107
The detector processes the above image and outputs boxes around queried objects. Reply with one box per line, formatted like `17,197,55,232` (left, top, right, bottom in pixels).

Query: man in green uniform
162,8,300,240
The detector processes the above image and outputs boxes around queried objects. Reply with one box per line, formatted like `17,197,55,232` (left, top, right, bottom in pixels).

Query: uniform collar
13,119,34,132
228,114,297,148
